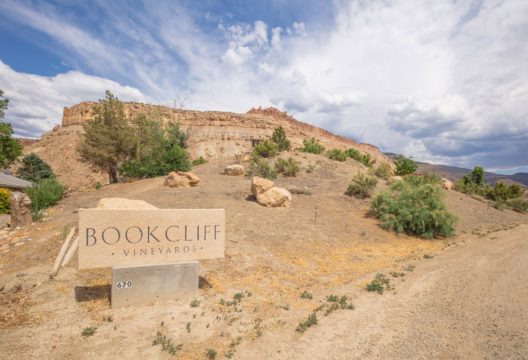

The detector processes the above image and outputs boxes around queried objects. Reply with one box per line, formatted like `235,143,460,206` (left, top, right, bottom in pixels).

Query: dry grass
0,285,30,328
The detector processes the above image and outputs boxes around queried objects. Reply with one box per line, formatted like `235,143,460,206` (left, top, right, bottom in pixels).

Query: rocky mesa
24,102,391,190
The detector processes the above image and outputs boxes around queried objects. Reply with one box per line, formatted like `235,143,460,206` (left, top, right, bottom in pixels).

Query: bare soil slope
0,153,526,359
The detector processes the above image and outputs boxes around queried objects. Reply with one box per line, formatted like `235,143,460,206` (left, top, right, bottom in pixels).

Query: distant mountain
384,153,528,187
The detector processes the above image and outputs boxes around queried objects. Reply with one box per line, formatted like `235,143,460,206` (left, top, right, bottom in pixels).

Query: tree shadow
74,285,111,302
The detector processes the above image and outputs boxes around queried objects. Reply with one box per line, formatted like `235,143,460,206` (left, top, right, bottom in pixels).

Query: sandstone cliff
25,102,391,190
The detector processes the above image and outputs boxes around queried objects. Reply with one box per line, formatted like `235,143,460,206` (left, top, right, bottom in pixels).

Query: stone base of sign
111,262,199,308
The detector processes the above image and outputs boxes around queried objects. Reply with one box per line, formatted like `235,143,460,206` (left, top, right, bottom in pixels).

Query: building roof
0,173,33,189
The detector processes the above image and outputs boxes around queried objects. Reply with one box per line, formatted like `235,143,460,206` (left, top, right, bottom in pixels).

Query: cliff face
24,102,390,190
62,102,390,163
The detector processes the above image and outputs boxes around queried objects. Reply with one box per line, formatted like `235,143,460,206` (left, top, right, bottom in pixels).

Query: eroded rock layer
25,102,391,190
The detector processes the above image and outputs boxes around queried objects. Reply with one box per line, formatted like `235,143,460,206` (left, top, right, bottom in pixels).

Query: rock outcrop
23,102,393,190
251,176,292,208
61,102,391,164
164,171,200,188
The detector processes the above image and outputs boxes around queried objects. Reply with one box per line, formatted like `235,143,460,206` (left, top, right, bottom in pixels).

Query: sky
0,0,527,174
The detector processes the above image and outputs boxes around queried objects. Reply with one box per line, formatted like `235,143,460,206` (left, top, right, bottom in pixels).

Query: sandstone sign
78,209,225,269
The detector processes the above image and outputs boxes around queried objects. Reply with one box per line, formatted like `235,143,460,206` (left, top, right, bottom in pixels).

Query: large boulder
164,171,200,188
257,187,292,208
441,178,453,191
224,164,245,176
96,198,158,209
250,176,292,208
251,177,274,196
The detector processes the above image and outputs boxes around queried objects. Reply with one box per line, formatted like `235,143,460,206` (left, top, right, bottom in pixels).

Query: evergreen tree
271,126,291,151
17,153,55,182
0,90,22,168
77,91,134,183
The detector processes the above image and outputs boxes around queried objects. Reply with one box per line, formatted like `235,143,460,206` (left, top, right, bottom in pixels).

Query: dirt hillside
21,103,390,190
0,152,526,359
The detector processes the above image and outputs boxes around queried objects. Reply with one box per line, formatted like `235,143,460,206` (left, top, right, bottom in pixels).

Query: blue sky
0,0,527,174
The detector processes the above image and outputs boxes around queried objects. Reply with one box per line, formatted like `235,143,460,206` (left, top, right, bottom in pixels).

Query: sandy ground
0,153,527,359
236,224,528,359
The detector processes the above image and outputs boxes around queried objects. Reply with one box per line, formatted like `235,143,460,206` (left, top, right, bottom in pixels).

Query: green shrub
463,166,484,186
121,145,191,178
17,153,55,182
374,163,392,180
192,156,207,166
369,176,457,239
249,157,277,180
452,178,481,195
365,274,391,294
345,148,375,167
327,149,348,162
454,166,527,213
275,157,300,177
81,327,97,337
300,138,325,154
344,148,360,159
394,155,417,175
26,178,65,219
271,126,291,152
253,140,279,158
360,153,375,167
404,172,441,186
296,312,318,333
507,197,528,213
0,188,10,214
345,173,378,199
485,182,524,201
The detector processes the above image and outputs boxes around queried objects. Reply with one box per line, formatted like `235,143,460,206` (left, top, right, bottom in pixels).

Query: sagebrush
301,138,325,154
253,140,278,158
327,149,348,162
249,157,277,180
26,178,65,220
346,173,378,199
374,163,392,180
345,148,375,167
369,175,457,238
275,157,300,176
394,155,417,175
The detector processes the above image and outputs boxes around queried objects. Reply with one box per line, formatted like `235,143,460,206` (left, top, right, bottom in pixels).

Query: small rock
441,178,453,190
164,171,200,188
224,164,245,176
287,186,311,195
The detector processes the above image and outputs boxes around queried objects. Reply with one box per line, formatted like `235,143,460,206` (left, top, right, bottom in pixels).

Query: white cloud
0,61,145,137
1,0,527,171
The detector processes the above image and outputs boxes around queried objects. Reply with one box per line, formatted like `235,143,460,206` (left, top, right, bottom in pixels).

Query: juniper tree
17,153,55,182
77,91,134,183
271,126,291,151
